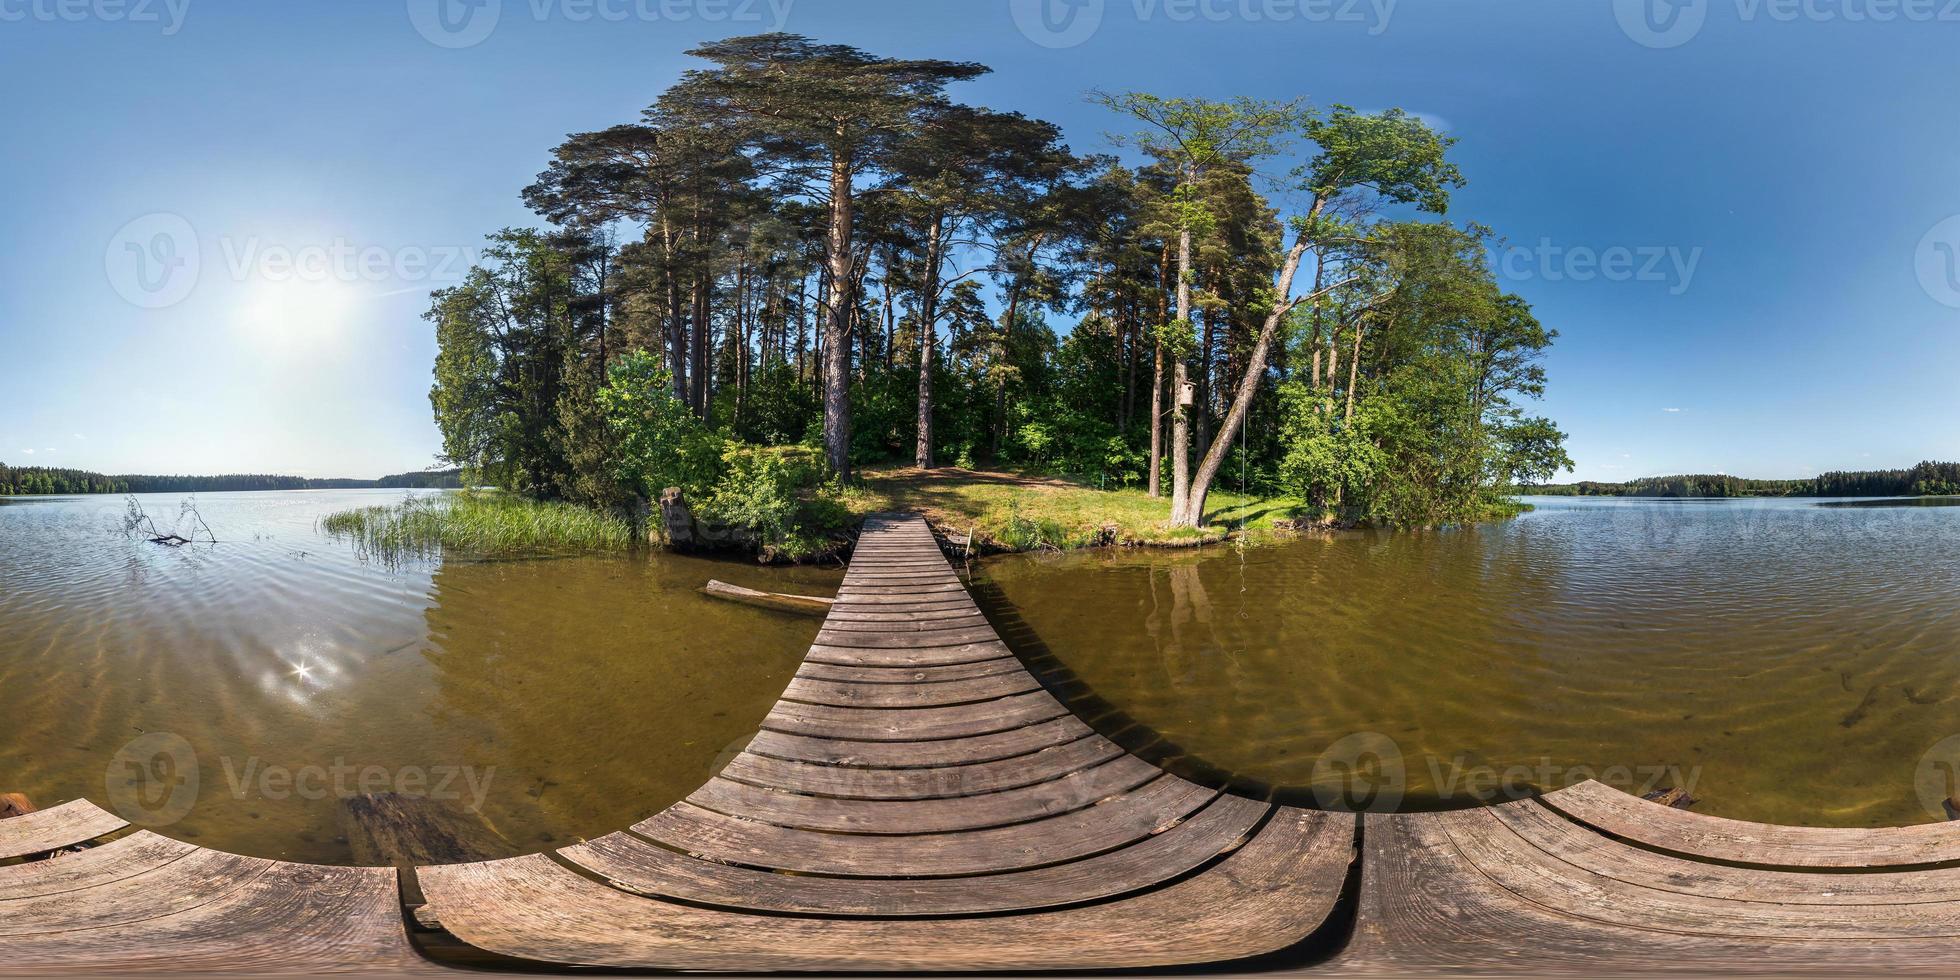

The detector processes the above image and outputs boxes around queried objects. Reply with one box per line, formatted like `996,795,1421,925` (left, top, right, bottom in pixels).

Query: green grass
845,467,1322,552
320,492,635,563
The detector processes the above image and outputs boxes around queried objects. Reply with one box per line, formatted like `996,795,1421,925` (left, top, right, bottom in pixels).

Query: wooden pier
7,514,1960,974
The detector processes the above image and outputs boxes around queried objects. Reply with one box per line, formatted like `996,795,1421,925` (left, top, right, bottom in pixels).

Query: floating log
702,579,835,617
338,792,501,868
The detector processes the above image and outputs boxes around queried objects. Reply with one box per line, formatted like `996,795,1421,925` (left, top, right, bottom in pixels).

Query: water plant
320,492,634,564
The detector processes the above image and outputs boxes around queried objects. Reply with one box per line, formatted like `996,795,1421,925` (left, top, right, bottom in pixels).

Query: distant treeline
1531,461,1960,498
0,463,463,496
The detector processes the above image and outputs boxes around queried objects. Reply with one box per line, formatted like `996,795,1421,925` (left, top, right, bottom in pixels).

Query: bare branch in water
118,495,217,546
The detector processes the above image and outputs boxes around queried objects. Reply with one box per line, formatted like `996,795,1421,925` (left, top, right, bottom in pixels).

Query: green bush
598,351,725,500
698,445,848,560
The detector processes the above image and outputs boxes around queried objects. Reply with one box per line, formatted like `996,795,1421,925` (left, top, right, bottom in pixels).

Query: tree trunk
1177,237,1315,527
1147,240,1171,498
822,148,855,480
1344,318,1366,423
662,218,687,404
1168,227,1195,523
915,217,943,469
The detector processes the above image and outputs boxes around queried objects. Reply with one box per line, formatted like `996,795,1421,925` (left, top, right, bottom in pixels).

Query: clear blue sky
3,0,1956,481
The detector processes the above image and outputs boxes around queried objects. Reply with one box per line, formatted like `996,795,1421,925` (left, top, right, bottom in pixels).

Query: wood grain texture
0,799,126,860
563,793,1273,916
1332,796,1960,976
418,806,1349,971
1548,778,1960,868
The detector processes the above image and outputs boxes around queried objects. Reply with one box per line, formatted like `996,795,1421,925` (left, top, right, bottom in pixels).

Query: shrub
598,351,725,500
698,445,848,560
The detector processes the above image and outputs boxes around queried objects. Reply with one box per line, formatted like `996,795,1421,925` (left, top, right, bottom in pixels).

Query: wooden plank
1335,810,1960,976
822,608,984,625
684,756,1163,833
805,641,1015,668
419,805,1345,971
0,847,273,934
1487,798,1960,905
563,793,1272,917
813,625,1004,649
718,735,1120,799
794,657,1025,684
741,716,1097,768
781,670,1040,708
1548,779,1960,868
635,775,1218,876
0,799,127,860
0,831,198,902
817,614,992,633
760,691,1069,741
0,858,435,975
1441,806,1960,939
835,583,968,597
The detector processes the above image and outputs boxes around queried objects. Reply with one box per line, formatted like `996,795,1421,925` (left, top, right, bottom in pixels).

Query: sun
234,277,356,349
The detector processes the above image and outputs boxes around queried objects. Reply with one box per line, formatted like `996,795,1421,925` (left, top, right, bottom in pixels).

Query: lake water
5,492,1958,865
0,490,836,863
979,496,1960,827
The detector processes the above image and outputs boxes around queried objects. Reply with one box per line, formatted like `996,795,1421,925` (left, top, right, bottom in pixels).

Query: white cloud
73,433,85,440
20,449,33,455
1663,407,1682,413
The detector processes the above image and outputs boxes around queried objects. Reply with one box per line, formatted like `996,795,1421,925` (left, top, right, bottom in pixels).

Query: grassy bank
845,467,1320,552
320,492,635,563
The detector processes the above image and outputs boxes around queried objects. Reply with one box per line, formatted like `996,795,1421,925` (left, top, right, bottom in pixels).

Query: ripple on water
977,497,1960,828
0,490,837,863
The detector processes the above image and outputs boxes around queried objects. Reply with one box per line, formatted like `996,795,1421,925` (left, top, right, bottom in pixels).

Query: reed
320,492,634,563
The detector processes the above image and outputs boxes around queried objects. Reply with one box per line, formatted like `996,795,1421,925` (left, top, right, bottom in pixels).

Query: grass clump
846,467,1319,553
321,491,634,563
